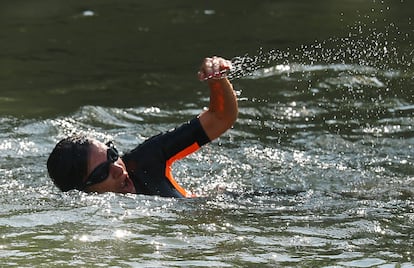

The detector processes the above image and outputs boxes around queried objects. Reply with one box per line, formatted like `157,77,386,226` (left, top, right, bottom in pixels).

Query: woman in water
47,56,238,197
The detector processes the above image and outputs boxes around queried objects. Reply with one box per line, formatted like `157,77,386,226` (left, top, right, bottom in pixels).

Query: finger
221,59,232,70
198,58,212,81
203,58,214,78
198,57,231,81
212,57,220,75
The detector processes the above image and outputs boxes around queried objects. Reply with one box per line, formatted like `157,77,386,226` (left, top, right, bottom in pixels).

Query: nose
109,162,124,179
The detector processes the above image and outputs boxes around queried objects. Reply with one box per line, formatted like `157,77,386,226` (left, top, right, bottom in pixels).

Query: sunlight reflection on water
1,0,413,266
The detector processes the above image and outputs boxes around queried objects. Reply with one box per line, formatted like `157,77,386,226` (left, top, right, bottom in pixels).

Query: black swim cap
47,135,91,192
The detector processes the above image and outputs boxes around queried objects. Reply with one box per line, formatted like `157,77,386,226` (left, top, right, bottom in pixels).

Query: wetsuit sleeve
161,117,210,159
122,117,210,198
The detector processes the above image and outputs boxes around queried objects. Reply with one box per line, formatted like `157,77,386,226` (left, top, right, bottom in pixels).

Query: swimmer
47,56,238,197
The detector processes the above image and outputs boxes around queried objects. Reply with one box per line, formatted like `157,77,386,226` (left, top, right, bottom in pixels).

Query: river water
0,0,413,267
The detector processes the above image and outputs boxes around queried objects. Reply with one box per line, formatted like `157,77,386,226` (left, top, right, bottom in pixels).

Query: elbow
222,108,238,131
199,103,238,140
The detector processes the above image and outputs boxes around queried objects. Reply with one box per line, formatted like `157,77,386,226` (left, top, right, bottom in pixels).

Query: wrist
207,77,232,91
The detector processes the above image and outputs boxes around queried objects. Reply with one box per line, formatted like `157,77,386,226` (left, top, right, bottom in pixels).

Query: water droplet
203,10,215,15
82,10,95,17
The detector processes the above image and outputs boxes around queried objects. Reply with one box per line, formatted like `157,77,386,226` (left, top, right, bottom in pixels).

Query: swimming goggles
82,141,119,189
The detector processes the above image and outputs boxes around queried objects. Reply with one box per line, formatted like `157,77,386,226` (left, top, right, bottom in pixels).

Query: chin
120,185,136,194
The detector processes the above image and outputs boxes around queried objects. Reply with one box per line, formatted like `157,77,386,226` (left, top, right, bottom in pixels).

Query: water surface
0,0,413,267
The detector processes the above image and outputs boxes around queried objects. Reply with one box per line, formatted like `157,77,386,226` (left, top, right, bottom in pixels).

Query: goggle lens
82,141,119,188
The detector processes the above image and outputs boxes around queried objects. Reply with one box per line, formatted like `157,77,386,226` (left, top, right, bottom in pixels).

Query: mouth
120,175,135,193
121,176,129,188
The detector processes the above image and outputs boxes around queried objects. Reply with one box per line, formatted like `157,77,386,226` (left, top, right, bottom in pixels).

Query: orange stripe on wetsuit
165,142,200,198
122,117,210,198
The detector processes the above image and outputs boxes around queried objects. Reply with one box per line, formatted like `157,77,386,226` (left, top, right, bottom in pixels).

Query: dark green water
0,0,413,267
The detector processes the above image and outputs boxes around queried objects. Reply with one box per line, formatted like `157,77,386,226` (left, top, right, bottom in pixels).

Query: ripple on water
0,61,413,266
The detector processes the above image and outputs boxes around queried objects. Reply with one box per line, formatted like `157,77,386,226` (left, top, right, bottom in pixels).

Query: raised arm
197,56,238,141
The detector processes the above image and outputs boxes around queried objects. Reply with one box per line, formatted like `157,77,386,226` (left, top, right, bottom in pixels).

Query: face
84,141,136,194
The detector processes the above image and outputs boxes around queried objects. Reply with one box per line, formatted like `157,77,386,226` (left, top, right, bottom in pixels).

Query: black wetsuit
122,118,210,198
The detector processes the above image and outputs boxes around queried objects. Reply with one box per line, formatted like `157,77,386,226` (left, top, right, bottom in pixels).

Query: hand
198,56,232,81
197,56,237,141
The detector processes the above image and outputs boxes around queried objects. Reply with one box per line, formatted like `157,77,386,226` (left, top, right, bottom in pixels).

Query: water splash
228,12,412,80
